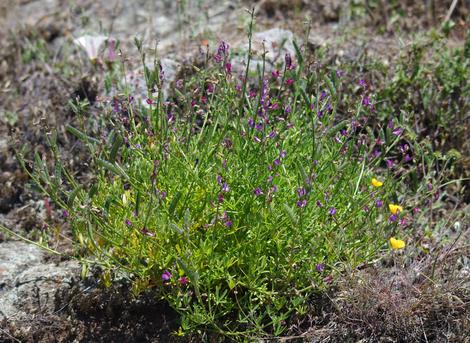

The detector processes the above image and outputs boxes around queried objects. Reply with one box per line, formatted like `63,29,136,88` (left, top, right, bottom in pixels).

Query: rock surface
0,241,80,322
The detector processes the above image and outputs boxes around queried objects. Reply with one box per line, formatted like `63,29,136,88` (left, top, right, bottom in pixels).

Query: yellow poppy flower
371,178,384,187
390,237,406,250
388,204,403,215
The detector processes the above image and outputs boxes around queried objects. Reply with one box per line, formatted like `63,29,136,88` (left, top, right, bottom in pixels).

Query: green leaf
169,191,182,216
283,203,298,225
97,159,130,180
66,125,100,145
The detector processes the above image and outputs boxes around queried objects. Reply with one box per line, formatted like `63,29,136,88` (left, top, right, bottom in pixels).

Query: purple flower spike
285,53,293,70
316,200,323,208
222,182,230,193
62,210,69,218
392,127,403,136
125,219,132,226
316,263,325,272
376,200,383,208
296,199,308,208
178,276,189,285
254,187,263,196
162,270,172,282
404,154,412,162
386,159,394,169
329,207,336,215
389,214,398,222
297,187,307,198
280,150,287,158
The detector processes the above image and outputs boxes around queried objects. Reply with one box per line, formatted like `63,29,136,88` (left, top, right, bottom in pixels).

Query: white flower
73,35,107,61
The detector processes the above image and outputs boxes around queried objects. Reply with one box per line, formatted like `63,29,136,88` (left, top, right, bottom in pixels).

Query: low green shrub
17,33,428,339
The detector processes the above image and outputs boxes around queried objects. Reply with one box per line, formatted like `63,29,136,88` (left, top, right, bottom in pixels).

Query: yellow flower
388,204,403,215
390,237,406,250
371,178,384,187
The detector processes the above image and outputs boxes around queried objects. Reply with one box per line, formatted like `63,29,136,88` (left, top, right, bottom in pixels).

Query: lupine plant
17,26,423,339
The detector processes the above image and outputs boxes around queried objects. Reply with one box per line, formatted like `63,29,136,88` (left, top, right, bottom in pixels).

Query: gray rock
0,241,79,321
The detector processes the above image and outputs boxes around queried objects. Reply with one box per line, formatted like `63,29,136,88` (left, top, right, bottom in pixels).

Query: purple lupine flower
217,174,223,185
362,96,371,107
272,70,280,79
176,79,184,89
336,70,343,78
404,154,412,162
225,220,233,227
248,117,255,128
320,90,327,101
317,110,323,119
358,79,366,87
285,79,294,85
387,120,394,129
249,89,257,99
207,83,214,93
140,227,156,237
255,122,264,131
386,159,394,169
280,150,287,158
285,105,291,114
376,200,383,208
389,214,398,222
296,199,308,208
297,187,307,198
225,62,232,75
254,187,263,196
218,41,229,56
316,200,323,208
399,218,407,226
363,205,370,213
392,127,403,136
162,270,172,282
222,182,230,193
270,185,278,193
178,276,189,285
372,149,381,158
267,175,274,183
329,207,336,215
285,53,293,70
268,131,276,139
253,136,261,143
274,158,281,166
213,53,222,63
316,263,325,272
125,219,132,226
427,183,433,191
